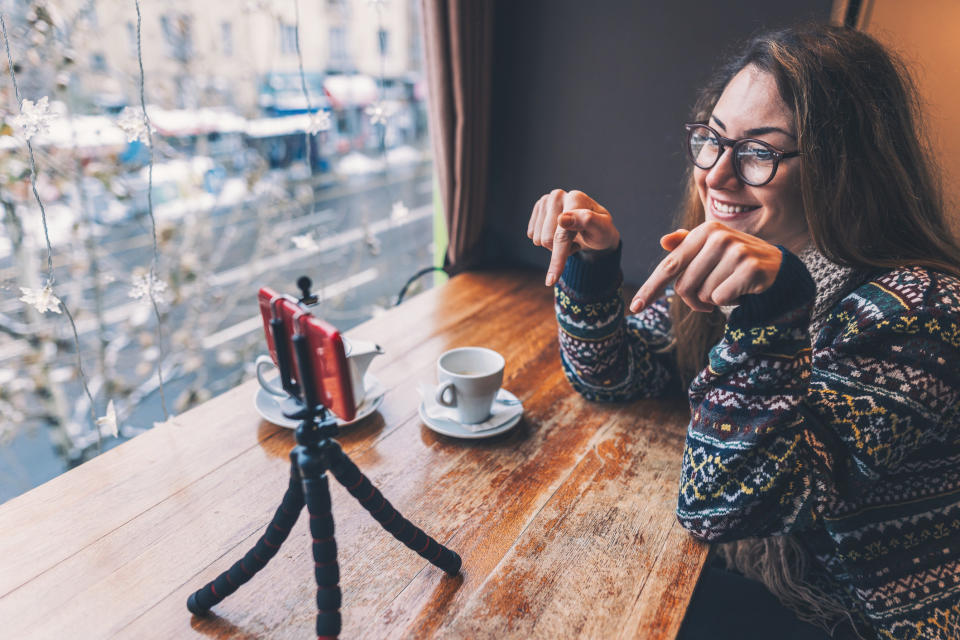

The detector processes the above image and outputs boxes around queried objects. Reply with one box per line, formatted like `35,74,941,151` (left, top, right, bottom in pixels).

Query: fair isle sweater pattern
556,285,675,401
554,247,960,640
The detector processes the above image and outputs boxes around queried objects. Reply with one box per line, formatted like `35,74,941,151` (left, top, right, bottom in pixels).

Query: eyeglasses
684,123,800,187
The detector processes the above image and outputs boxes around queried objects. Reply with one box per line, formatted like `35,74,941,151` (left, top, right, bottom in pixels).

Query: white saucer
418,388,523,439
254,373,385,428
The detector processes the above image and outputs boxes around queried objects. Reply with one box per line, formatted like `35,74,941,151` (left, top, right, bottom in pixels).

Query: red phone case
258,287,299,368
299,314,355,422
257,287,356,422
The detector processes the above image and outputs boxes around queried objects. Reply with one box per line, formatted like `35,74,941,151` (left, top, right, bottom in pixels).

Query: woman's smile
709,196,760,219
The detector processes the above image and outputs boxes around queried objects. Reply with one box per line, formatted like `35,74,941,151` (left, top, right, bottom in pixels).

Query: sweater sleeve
554,244,678,401
676,251,960,542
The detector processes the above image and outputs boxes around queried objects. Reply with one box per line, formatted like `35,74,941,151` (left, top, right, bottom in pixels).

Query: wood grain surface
0,269,707,639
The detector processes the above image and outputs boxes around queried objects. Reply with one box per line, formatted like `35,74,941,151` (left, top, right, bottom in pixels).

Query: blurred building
63,0,420,117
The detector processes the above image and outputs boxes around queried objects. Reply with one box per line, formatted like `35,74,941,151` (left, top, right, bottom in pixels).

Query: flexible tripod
187,282,461,638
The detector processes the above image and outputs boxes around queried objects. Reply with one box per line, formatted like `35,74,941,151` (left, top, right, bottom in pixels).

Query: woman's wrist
561,241,623,295
728,246,815,325
578,239,622,261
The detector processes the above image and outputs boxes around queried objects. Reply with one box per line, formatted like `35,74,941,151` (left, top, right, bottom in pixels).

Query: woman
527,24,960,640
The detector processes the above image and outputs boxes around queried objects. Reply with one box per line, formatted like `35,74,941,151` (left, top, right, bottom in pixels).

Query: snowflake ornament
96,400,119,438
19,283,62,314
129,272,168,304
12,96,56,141
308,110,332,134
292,233,320,251
365,102,389,126
117,107,155,145
390,200,409,222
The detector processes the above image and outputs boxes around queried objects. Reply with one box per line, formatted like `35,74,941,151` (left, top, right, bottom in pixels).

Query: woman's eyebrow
745,126,797,140
710,115,797,140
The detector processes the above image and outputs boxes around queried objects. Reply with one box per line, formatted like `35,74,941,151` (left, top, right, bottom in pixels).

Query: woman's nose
705,147,741,190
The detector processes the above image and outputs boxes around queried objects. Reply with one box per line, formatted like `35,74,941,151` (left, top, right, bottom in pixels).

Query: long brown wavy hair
670,23,960,388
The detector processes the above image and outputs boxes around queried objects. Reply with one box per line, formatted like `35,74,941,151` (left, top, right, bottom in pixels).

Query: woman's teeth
713,199,756,214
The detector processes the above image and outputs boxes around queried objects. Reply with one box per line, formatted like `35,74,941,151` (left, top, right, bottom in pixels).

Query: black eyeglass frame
683,123,800,187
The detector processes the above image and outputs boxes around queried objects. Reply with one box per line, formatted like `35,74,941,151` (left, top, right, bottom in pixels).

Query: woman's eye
742,147,775,161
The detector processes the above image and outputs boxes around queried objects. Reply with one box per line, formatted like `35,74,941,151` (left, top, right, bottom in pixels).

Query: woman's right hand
527,189,621,286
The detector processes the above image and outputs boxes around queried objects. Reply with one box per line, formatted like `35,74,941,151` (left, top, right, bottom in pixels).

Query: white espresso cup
255,354,366,408
435,347,505,424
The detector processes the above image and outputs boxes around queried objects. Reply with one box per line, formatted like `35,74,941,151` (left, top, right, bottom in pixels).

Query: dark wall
483,0,834,285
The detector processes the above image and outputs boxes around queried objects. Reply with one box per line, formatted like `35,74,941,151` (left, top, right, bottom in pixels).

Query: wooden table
0,270,708,639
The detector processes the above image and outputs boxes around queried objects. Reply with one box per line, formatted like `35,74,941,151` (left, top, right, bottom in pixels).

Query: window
221,22,233,57
87,4,99,29
126,21,137,58
329,26,348,69
1,0,436,502
378,28,389,56
279,23,298,55
161,13,193,61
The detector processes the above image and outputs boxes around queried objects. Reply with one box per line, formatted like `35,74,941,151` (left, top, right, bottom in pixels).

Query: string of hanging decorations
1,13,113,446
3,0,418,451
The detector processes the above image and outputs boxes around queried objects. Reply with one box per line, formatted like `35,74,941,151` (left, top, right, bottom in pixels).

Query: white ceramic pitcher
342,337,384,403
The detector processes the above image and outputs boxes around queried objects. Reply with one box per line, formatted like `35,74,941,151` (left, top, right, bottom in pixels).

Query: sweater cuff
558,242,623,298
729,246,816,326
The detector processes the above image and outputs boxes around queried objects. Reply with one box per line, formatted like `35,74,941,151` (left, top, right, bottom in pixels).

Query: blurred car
123,157,250,221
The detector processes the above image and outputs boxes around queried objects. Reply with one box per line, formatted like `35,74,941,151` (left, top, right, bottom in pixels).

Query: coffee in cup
435,347,505,424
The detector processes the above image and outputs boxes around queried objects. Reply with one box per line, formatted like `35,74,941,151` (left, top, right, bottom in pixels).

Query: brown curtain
420,0,493,272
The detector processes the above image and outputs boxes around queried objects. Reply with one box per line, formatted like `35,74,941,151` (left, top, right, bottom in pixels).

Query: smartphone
257,287,300,376
298,314,356,422
257,286,356,422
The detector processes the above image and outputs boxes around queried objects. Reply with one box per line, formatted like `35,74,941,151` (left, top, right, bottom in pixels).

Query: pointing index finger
545,210,591,286
660,228,689,251
545,227,577,287
630,228,704,312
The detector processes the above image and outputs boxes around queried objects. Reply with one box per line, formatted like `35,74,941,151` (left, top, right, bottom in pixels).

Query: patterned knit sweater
554,244,960,639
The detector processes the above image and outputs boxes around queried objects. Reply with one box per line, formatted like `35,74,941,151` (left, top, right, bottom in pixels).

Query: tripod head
281,396,340,438
296,276,318,306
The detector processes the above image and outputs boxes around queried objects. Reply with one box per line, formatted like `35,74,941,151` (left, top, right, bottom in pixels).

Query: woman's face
694,65,809,253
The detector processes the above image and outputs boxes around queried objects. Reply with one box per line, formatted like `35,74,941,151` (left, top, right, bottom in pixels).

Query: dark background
481,0,834,285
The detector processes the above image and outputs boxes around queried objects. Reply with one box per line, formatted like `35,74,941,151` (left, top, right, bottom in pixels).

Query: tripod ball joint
316,587,342,611
317,611,341,638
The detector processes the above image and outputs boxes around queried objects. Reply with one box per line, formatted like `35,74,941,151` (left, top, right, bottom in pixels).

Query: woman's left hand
630,221,783,313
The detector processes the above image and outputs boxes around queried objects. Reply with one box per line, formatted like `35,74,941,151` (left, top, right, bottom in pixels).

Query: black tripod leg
187,454,305,615
323,441,462,576
299,447,343,639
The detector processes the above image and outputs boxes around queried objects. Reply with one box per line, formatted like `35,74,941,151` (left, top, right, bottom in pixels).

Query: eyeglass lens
687,125,779,186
